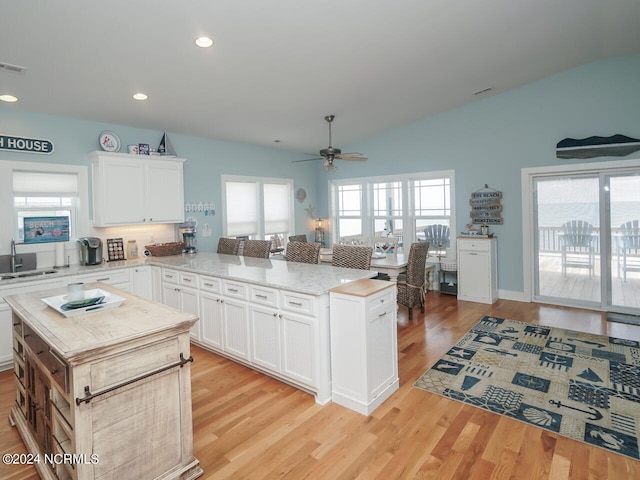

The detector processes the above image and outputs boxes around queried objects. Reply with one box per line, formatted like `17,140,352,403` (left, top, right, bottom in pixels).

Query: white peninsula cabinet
90,151,185,226
330,279,398,415
457,237,498,304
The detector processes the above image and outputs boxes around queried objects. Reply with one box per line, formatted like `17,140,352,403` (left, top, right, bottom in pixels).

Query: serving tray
42,288,125,317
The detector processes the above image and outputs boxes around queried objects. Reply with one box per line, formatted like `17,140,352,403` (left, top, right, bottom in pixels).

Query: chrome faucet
10,239,22,273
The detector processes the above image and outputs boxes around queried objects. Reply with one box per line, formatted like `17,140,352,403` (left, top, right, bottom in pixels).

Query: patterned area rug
414,316,640,460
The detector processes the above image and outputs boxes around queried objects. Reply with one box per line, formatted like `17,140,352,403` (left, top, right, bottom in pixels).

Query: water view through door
533,172,640,315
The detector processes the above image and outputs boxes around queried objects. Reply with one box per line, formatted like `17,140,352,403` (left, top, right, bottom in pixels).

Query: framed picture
23,216,70,244
138,143,150,155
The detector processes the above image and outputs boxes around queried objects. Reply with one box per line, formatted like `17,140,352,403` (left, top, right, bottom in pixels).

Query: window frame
221,174,295,241
329,170,456,255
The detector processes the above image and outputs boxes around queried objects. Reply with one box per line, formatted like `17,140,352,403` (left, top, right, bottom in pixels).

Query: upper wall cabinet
90,151,186,226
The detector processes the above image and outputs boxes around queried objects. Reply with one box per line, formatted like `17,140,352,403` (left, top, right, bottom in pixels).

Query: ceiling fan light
195,36,214,48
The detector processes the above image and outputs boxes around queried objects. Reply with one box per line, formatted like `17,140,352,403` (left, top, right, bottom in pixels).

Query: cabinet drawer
199,275,221,293
162,268,180,284
281,291,317,316
179,271,198,287
223,280,247,300
250,285,279,307
458,239,489,252
367,287,396,316
76,269,131,285
23,324,69,393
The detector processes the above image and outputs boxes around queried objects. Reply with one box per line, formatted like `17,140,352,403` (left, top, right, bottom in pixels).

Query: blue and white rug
414,316,640,460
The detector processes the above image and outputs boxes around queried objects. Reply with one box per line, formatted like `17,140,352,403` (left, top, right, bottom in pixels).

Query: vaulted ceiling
2,1,639,153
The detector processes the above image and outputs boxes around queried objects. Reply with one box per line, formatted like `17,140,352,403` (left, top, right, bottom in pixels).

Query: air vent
0,62,27,74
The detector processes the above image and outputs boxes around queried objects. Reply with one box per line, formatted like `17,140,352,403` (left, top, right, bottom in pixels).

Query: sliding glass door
532,168,640,316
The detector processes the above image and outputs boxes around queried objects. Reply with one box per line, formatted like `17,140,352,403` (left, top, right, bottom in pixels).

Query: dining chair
331,244,373,270
241,239,272,259
285,241,321,264
373,236,399,257
288,234,308,243
397,242,430,320
423,224,450,254
217,237,241,255
560,220,596,276
618,220,640,281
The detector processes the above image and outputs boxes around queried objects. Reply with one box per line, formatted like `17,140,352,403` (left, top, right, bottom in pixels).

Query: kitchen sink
0,269,58,280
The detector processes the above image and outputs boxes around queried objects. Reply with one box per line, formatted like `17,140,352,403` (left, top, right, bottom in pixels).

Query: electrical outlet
202,224,212,237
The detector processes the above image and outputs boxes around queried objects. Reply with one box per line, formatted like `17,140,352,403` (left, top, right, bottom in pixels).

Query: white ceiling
2,0,639,154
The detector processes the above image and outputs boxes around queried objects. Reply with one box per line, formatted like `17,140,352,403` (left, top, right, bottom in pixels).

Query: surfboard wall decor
556,134,640,159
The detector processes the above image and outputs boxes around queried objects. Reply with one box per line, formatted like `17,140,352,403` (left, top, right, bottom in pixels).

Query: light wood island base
6,283,202,480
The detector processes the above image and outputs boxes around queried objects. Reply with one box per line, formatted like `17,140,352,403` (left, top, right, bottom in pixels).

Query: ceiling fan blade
335,152,368,161
292,157,324,163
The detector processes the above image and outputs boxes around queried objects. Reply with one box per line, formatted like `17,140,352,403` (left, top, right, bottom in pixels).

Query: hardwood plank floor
2,293,640,479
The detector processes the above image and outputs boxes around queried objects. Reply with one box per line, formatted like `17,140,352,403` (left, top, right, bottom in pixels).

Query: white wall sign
0,134,54,154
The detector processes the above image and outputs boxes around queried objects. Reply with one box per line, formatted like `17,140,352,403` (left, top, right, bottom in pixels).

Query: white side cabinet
91,151,185,226
457,237,498,304
161,268,200,340
329,279,398,415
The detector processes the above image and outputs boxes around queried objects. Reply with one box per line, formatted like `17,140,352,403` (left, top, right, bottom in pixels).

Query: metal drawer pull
227,288,238,292
288,301,303,306
255,294,267,299
96,277,110,282
76,353,193,405
183,277,192,282
378,311,387,317
203,282,214,287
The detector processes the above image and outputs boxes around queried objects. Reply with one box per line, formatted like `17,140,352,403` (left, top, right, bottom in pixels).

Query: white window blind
13,171,78,195
226,181,258,236
264,183,290,234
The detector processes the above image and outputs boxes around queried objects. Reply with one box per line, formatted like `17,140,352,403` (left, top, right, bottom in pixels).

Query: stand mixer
179,221,197,254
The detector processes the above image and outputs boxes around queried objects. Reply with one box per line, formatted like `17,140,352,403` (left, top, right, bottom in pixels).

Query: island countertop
145,252,377,295
5,282,197,364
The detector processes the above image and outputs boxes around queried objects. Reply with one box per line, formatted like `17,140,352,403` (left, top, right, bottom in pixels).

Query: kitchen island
6,283,201,480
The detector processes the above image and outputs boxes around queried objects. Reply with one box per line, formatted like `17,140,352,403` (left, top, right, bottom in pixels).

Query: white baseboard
498,289,528,303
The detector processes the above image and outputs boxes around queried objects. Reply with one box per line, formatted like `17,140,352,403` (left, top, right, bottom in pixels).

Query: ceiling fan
293,115,368,171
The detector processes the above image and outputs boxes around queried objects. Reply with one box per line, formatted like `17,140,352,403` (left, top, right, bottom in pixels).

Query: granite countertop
1,252,376,296
148,252,377,295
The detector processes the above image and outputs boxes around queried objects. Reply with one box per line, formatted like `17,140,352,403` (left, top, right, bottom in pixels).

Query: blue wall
2,55,639,296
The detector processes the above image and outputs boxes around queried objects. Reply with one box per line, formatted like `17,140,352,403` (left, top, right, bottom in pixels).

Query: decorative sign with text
470,185,503,225
0,134,54,154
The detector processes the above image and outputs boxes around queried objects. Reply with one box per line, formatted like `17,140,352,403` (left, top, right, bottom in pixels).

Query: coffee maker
179,222,197,254
78,237,103,265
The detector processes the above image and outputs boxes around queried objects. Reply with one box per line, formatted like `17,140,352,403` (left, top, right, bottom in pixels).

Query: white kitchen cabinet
221,280,250,361
250,304,282,373
90,151,185,226
281,311,315,386
131,265,153,300
161,268,200,340
457,237,498,304
329,279,398,415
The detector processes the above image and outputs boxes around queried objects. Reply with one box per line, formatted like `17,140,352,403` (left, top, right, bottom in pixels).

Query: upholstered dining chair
618,220,640,281
241,239,272,259
331,244,373,270
217,237,240,255
285,241,321,264
397,242,430,320
288,234,308,243
560,220,596,276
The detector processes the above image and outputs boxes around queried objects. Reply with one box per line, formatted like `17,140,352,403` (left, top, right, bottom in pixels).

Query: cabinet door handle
378,311,387,317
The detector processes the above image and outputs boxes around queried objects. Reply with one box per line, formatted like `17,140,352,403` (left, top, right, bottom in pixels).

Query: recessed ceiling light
0,94,18,103
194,36,214,48
132,93,148,101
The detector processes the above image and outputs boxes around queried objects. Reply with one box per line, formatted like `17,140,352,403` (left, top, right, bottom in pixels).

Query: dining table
320,249,408,282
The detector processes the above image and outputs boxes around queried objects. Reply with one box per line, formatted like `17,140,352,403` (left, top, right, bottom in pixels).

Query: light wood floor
2,293,640,480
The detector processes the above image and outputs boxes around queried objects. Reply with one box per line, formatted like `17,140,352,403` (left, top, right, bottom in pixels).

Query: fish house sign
0,134,54,154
